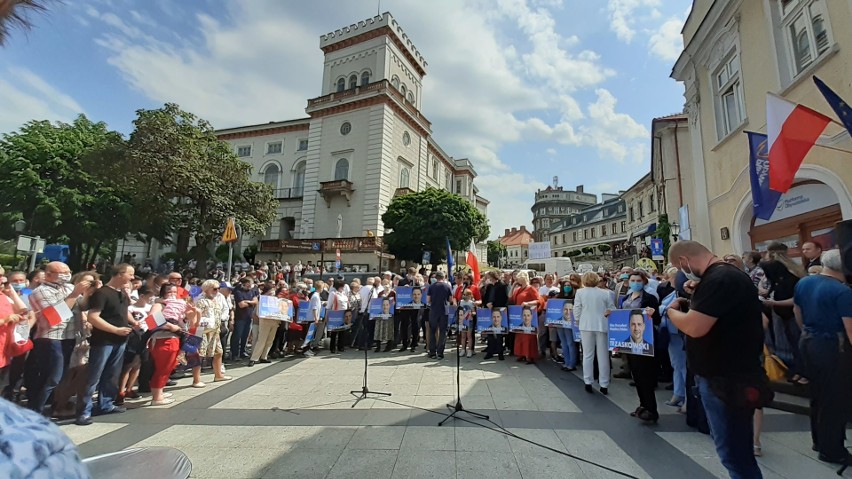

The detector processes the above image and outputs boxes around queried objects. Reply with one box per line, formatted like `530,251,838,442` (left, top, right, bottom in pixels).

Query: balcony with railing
272,187,304,200
318,179,355,207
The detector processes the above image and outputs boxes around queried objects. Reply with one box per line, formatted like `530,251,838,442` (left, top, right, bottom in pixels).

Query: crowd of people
0,237,850,478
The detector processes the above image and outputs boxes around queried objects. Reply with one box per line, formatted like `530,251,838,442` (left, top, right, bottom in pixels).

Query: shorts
200,330,223,357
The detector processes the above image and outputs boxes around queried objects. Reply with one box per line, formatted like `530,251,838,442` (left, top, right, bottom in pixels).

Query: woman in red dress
511,271,543,364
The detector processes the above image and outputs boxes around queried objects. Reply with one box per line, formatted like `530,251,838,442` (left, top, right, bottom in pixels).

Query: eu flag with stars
814,76,852,138
445,238,454,284
747,131,782,221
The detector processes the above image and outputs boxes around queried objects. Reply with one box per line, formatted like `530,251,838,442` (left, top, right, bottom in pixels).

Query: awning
642,223,657,236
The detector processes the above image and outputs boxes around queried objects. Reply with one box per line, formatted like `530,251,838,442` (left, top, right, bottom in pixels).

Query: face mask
563,285,572,294
11,283,25,292
619,274,629,281
629,282,644,292
57,273,72,284
430,278,437,284
680,259,702,283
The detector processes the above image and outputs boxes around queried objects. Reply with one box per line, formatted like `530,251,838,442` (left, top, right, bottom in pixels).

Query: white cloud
475,173,546,237
648,15,685,62
546,148,557,156
579,89,649,164
0,68,85,133
607,0,661,43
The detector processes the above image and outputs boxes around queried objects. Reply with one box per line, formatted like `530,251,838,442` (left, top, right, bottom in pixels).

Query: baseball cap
220,282,233,290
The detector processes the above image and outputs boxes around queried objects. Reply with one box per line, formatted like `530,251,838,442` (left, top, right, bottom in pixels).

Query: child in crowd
458,289,477,358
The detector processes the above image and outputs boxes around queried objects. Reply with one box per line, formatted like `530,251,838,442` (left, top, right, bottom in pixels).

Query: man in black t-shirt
667,241,764,479
76,264,137,426
426,272,454,359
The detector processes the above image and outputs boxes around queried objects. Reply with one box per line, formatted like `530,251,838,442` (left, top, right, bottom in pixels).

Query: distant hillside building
531,180,597,242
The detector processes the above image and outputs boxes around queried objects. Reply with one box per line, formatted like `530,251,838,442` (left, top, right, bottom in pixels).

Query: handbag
763,345,787,382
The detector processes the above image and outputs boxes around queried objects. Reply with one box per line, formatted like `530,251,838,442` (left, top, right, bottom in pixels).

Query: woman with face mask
553,274,581,372
616,271,661,423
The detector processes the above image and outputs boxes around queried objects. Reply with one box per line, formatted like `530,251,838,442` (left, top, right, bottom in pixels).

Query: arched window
292,161,306,197
407,92,414,104
263,163,280,189
349,75,358,89
391,75,400,88
431,158,438,179
334,158,349,181
400,83,407,96
361,71,371,85
399,167,410,188
336,78,345,92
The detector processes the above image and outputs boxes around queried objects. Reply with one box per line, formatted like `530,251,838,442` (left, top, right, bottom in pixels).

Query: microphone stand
350,308,391,407
439,307,489,425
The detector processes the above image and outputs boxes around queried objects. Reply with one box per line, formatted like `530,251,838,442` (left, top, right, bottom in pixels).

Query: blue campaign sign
650,238,664,260
369,297,394,319
258,296,291,321
395,287,425,309
301,323,317,348
508,305,536,334
326,310,353,332
476,307,507,334
297,300,312,323
607,309,654,357
544,299,570,327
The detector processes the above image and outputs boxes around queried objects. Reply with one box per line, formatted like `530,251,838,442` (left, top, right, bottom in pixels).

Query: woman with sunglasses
196,280,232,381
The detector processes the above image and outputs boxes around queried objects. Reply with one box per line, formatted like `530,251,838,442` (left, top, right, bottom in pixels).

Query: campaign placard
301,322,317,348
326,310,353,332
476,307,507,334
296,300,324,323
258,296,292,321
607,309,654,356
369,297,394,320
508,305,537,334
544,299,571,327
395,286,425,309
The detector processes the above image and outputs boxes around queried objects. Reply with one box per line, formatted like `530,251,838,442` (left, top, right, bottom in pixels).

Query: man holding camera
667,241,765,479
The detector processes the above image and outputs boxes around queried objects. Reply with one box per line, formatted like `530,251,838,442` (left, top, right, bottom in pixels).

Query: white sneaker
466,350,472,358
459,349,466,357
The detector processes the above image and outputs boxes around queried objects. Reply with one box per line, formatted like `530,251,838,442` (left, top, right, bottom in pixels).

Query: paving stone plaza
62,349,844,479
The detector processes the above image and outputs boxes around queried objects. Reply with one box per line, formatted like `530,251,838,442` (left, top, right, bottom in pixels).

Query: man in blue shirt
794,249,852,466
231,278,258,361
426,271,454,359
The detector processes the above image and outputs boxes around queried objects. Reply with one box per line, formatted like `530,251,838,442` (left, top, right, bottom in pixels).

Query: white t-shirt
308,292,322,321
128,303,152,323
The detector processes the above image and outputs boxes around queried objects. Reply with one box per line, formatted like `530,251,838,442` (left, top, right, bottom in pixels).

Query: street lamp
670,222,680,243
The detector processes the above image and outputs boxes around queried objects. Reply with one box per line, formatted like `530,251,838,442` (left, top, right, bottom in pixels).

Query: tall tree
486,240,506,266
382,188,489,265
0,116,131,270
127,103,276,277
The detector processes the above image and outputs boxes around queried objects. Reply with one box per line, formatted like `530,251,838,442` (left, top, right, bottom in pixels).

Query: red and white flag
42,301,73,327
767,93,832,193
466,240,480,285
142,311,166,331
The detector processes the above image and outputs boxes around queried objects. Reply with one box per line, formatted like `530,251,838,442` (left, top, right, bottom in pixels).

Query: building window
400,84,407,96
639,200,644,218
361,70,371,85
407,91,414,104
649,194,655,212
601,224,607,236
340,122,352,135
391,75,400,89
561,233,566,244
262,163,280,189
445,171,451,191
612,222,617,234
456,180,463,195
621,221,626,232
629,207,635,222
713,51,745,139
399,167,410,189
298,139,308,151
431,158,438,179
402,131,411,146
237,145,252,157
336,78,345,92
781,0,831,77
293,161,306,196
348,74,358,89
572,232,577,242
591,228,596,239
334,158,349,181
266,141,282,155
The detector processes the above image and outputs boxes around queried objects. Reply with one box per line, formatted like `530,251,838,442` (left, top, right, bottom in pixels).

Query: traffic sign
222,218,238,243
650,238,664,261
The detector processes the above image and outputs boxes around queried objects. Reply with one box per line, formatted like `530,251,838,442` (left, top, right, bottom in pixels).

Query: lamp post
670,222,680,243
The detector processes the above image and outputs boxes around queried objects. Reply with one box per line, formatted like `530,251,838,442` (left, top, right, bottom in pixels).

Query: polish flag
466,240,480,285
767,93,832,193
142,311,166,331
42,301,73,327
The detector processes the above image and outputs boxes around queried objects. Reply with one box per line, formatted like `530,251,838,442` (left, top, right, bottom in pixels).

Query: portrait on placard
369,297,395,320
395,286,424,309
327,310,352,332
508,305,536,334
607,309,654,356
476,307,507,334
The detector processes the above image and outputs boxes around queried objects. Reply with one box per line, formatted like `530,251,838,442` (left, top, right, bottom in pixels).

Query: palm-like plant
0,0,48,46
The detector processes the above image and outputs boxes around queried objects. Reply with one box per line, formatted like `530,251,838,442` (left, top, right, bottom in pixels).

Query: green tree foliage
581,246,594,255
486,240,506,266
126,104,277,276
597,244,611,254
0,116,131,270
655,213,672,259
567,250,582,258
382,188,489,264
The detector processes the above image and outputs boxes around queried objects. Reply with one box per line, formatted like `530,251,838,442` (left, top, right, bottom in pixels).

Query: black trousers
394,310,417,349
484,334,504,356
329,331,349,352
628,354,658,415
801,335,852,458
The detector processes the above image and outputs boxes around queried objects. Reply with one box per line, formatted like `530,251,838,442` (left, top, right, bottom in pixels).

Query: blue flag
747,131,782,220
445,237,454,283
814,76,852,138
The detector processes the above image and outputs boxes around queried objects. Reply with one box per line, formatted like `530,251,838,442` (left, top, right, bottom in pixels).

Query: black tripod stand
439,307,489,425
350,310,391,407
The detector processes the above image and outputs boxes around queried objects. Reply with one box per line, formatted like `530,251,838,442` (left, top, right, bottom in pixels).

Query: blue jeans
668,333,687,399
427,314,448,356
696,376,762,479
555,327,576,368
231,317,251,358
27,338,75,414
79,342,126,418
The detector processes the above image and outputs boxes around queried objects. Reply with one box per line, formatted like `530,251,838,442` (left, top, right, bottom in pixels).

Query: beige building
118,12,488,271
547,194,629,264
650,113,696,240
672,0,852,258
530,181,598,242
622,173,658,252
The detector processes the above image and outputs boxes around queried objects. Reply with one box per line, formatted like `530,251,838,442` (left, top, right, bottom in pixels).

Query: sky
0,0,692,240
